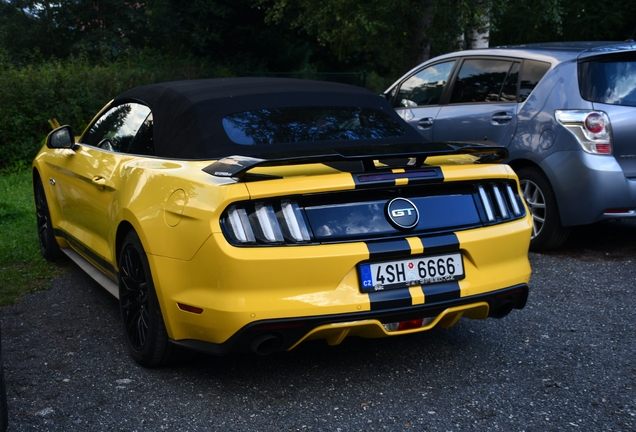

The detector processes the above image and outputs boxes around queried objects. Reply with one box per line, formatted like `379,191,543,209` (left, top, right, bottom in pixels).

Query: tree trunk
468,20,490,48
467,0,489,49
404,0,433,71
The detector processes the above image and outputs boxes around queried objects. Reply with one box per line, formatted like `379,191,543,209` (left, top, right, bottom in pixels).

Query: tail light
222,181,525,246
477,183,524,223
555,110,612,155
223,200,311,245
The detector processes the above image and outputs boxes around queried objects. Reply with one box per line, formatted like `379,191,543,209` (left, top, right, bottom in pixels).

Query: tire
517,167,570,251
118,231,189,367
33,175,65,261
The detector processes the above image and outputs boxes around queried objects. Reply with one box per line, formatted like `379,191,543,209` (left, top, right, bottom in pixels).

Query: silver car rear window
579,57,636,107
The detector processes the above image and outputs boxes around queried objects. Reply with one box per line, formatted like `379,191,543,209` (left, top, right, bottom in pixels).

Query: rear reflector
177,303,204,314
595,143,611,154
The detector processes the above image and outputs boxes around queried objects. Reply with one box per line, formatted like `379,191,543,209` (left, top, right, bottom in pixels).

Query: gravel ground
2,220,636,431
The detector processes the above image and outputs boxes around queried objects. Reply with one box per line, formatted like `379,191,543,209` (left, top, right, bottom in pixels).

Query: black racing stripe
369,289,413,311
366,238,412,260
420,233,460,254
54,228,117,276
422,280,461,303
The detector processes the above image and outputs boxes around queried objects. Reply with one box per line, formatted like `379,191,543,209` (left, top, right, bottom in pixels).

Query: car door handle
417,117,434,129
492,113,513,124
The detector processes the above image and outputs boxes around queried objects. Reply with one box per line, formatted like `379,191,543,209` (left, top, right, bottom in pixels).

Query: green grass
0,169,66,305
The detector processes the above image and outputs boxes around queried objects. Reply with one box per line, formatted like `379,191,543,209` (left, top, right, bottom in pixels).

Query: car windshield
579,57,636,107
222,107,406,145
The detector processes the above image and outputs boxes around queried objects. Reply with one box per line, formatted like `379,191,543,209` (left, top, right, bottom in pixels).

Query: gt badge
386,198,419,230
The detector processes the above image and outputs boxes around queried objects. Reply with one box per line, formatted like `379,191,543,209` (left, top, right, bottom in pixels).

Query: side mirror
46,125,78,150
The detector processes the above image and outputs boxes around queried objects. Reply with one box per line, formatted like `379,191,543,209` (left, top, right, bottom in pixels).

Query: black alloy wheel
118,231,188,367
34,175,64,261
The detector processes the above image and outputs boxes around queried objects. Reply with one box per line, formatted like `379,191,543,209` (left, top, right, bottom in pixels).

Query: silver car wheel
520,178,546,239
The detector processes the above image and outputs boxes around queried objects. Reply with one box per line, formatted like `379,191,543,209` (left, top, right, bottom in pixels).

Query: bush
0,53,231,169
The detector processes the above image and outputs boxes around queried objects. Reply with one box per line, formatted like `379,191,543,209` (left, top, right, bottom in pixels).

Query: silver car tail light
555,110,612,155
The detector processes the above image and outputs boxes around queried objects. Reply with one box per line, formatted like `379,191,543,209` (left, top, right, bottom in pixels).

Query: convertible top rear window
222,107,406,145
579,57,636,107
113,78,424,159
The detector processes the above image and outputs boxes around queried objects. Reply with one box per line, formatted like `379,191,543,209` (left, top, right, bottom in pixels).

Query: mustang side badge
386,197,419,230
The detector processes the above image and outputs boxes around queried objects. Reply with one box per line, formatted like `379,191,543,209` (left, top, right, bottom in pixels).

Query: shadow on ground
542,218,636,260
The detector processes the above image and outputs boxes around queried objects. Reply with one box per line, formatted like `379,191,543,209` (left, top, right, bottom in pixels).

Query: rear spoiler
202,142,508,181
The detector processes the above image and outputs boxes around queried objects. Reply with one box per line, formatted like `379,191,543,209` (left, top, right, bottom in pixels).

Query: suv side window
80,103,153,154
519,60,551,102
449,59,516,104
394,60,455,108
500,62,520,101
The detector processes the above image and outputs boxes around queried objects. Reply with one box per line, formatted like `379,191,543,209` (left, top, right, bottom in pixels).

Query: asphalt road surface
2,220,635,431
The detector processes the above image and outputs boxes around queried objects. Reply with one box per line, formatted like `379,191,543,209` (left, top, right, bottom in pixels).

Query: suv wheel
517,167,570,251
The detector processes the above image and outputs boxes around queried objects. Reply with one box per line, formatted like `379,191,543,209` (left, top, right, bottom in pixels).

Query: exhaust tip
250,334,282,356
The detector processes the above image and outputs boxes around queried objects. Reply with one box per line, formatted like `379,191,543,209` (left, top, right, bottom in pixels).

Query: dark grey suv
384,41,636,250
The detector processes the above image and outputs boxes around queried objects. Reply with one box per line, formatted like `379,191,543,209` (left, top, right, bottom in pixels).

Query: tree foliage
259,0,502,74
2,0,636,169
0,54,229,169
0,0,311,70
490,0,635,46
2,0,635,74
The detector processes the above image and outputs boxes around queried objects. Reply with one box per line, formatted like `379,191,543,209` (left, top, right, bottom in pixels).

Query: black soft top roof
113,77,423,159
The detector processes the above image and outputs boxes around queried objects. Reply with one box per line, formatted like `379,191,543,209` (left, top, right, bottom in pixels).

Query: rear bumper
543,150,636,226
171,283,529,356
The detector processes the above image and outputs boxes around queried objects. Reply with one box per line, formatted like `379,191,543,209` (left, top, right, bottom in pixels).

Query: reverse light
555,110,612,155
383,317,435,332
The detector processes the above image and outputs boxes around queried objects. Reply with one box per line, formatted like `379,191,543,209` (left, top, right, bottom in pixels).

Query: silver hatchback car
384,41,636,250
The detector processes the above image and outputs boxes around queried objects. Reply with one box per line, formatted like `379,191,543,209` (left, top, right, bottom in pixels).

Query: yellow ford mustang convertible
33,78,531,367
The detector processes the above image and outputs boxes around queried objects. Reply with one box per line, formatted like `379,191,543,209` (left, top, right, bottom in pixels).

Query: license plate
358,253,464,292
